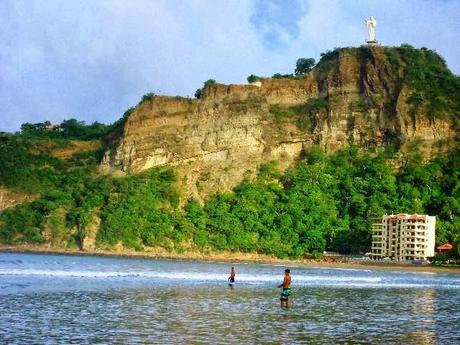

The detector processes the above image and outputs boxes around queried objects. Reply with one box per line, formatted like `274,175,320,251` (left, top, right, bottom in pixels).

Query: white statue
365,16,377,44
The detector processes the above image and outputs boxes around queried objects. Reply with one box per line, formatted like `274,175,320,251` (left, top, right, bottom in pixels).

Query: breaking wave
1,268,459,289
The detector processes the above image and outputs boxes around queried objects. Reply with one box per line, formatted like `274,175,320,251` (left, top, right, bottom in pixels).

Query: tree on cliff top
295,58,316,75
247,74,261,83
195,79,217,99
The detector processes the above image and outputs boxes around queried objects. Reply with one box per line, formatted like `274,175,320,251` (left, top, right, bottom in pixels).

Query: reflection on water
0,253,459,344
405,289,435,345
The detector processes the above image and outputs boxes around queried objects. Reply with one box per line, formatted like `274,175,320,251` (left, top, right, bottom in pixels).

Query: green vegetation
318,46,371,64
267,45,459,126
271,57,316,79
268,104,296,123
0,132,104,244
195,79,217,99
16,106,135,142
302,97,328,114
272,73,296,79
1,46,459,259
0,131,179,249
1,129,458,259
352,97,371,112
19,119,113,141
139,92,156,104
295,58,315,75
188,146,459,257
319,47,341,63
315,45,459,125
247,74,261,83
0,136,57,193
97,169,180,250
109,107,135,135
394,44,460,122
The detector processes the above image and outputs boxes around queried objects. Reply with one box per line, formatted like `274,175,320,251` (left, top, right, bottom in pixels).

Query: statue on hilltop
365,16,377,45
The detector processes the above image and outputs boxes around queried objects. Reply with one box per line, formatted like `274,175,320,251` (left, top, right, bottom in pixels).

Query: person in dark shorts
278,268,291,308
228,267,236,284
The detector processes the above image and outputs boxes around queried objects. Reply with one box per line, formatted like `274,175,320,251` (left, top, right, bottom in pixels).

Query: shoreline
1,244,459,274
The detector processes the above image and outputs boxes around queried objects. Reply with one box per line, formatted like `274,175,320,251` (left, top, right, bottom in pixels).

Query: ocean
0,253,459,344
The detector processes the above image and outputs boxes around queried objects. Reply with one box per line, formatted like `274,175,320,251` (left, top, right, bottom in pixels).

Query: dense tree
194,89,202,99
1,131,459,260
295,58,316,75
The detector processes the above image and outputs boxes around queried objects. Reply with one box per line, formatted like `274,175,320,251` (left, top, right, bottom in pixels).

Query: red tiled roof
408,215,426,221
437,243,453,250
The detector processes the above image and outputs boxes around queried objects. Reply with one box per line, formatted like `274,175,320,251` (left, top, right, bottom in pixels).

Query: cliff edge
100,46,458,200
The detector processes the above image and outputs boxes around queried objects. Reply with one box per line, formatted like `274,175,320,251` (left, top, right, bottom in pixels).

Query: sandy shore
1,244,459,274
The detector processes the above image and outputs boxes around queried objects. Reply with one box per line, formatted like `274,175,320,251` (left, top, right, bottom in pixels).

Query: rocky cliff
100,46,458,200
0,187,36,211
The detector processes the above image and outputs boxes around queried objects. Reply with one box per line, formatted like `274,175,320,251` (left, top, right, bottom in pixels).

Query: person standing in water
228,267,236,284
278,268,292,308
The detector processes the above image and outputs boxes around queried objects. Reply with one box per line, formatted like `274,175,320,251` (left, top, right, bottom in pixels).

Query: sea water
0,253,459,344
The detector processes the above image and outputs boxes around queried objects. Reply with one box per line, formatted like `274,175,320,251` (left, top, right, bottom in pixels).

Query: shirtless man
278,268,292,308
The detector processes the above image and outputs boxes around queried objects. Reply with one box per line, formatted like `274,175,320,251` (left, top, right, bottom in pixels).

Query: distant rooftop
437,243,453,251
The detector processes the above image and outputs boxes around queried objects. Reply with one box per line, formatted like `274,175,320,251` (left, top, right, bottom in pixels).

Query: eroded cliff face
100,88,310,199
0,187,36,211
100,46,457,200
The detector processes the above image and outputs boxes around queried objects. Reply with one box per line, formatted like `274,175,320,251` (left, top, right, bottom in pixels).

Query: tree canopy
1,132,458,260
295,58,316,75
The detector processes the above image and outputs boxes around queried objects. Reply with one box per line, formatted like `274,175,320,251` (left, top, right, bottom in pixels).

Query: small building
436,243,453,253
43,121,60,130
249,81,262,87
371,214,436,262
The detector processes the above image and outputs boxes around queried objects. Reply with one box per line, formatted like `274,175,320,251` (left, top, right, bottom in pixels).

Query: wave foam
0,269,380,282
1,269,459,289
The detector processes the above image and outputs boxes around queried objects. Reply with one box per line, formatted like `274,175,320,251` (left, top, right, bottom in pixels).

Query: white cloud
0,0,458,132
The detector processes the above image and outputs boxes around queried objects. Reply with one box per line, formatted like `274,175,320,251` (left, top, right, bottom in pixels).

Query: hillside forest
1,45,459,259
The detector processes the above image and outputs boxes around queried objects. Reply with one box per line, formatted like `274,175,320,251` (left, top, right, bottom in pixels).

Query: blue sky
1,0,459,132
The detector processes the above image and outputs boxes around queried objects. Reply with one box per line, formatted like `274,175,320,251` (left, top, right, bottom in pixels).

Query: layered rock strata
100,47,456,200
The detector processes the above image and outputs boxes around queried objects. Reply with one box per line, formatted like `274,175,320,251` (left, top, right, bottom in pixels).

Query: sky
1,0,459,132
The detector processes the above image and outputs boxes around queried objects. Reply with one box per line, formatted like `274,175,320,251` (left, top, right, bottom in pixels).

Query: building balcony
400,239,426,244
401,239,426,244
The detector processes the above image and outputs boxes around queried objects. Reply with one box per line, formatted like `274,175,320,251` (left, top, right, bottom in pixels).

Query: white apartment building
371,214,436,261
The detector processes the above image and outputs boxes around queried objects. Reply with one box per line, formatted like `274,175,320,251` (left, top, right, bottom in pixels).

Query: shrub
272,73,295,79
247,74,261,83
319,48,341,63
203,79,217,88
301,96,329,115
397,45,459,121
195,79,217,99
352,98,371,112
140,92,156,103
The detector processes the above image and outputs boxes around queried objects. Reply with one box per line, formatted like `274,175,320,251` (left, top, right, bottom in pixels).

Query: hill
1,45,459,258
